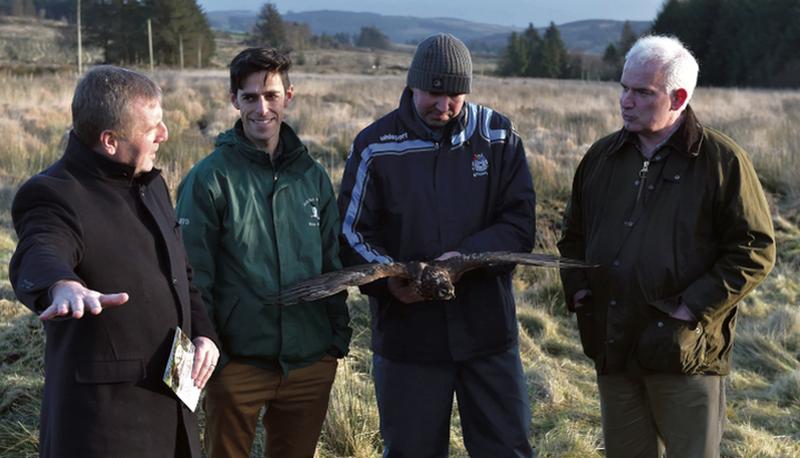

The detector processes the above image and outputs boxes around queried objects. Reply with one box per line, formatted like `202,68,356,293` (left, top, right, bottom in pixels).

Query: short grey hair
624,35,699,110
71,66,162,146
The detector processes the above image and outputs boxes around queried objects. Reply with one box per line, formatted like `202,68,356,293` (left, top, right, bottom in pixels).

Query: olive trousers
204,357,338,458
597,373,726,458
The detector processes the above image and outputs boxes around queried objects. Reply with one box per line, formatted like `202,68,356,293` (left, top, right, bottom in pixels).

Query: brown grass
0,65,798,457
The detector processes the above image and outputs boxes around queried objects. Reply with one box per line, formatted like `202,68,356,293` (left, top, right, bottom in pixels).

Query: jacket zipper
635,159,650,204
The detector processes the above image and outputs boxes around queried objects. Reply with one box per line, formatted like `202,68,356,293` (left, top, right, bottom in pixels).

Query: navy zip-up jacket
338,88,536,362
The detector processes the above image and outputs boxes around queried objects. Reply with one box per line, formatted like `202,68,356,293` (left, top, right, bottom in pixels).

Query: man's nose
255,96,269,113
620,91,634,108
157,122,169,143
435,96,450,112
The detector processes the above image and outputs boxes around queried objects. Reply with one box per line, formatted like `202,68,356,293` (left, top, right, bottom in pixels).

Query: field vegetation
0,67,798,457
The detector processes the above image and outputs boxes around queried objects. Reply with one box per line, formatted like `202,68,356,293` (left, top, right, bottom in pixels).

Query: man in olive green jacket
558,36,775,458
176,48,351,458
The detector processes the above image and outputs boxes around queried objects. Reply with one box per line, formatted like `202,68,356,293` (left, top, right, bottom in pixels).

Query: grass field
0,67,798,457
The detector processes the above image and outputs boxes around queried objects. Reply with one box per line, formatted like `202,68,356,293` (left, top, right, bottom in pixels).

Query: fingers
387,277,424,304
45,280,129,320
98,293,130,307
191,337,220,389
39,301,69,321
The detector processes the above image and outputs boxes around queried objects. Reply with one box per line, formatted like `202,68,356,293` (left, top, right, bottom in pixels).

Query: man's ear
671,88,688,111
98,130,118,155
284,84,294,107
230,92,240,110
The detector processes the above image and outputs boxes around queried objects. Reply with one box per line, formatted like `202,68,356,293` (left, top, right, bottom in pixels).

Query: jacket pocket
575,299,600,359
636,318,707,374
75,359,146,384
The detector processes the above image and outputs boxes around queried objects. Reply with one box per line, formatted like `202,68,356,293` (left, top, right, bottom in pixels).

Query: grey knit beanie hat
407,33,472,94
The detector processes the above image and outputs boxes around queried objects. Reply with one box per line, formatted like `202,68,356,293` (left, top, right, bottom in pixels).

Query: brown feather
279,252,594,304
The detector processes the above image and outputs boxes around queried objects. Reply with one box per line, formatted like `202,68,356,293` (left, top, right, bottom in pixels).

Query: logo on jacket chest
471,153,489,177
304,197,320,227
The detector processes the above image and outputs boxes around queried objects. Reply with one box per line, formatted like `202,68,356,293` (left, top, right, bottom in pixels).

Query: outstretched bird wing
436,251,595,277
279,262,410,305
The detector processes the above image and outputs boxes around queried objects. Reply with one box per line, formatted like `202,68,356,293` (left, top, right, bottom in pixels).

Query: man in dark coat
338,34,535,457
558,36,775,457
9,66,220,457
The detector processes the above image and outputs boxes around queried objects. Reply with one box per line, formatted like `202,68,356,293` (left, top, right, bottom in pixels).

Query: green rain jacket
558,106,775,375
176,120,351,373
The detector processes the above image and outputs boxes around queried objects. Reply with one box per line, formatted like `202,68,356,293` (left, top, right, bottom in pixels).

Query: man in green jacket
558,35,775,457
176,48,352,458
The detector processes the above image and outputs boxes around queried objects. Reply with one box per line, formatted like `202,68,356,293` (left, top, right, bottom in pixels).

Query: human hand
671,303,698,322
191,336,220,389
41,280,129,321
434,251,461,261
572,289,592,310
387,277,425,304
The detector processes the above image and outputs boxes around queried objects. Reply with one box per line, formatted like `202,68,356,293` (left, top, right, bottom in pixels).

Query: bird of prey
278,251,593,304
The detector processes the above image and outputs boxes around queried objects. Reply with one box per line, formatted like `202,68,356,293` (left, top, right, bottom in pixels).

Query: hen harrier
279,251,593,304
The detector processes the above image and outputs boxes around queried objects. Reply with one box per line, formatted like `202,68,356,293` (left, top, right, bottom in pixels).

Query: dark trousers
373,346,534,458
204,357,338,458
597,373,726,458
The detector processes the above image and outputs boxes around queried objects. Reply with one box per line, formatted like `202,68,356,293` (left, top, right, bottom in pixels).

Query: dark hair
229,48,292,94
71,65,161,147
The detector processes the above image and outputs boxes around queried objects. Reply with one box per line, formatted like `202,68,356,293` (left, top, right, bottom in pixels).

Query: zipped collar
607,105,704,158
397,87,468,144
63,131,161,186
218,120,307,169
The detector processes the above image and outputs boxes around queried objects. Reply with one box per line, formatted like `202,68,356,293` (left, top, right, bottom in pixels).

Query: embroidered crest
471,153,489,177
304,197,320,227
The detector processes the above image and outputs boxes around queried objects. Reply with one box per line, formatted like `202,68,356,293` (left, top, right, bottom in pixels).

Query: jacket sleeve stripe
342,139,435,264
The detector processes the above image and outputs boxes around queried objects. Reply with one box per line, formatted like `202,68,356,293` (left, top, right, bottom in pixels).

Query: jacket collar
63,131,161,185
221,120,307,169
398,87,468,143
607,105,704,158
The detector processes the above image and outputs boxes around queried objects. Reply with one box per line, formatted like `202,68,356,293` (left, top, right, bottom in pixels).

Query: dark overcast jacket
338,88,536,362
10,133,218,457
558,106,775,375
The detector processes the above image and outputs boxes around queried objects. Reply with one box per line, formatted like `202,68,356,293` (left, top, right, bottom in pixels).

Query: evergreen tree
251,3,286,48
618,21,638,57
355,26,390,49
498,31,528,76
540,22,568,78
522,23,542,77
146,0,215,67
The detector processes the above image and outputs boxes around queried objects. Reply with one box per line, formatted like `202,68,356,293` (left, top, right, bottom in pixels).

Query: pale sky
198,0,666,27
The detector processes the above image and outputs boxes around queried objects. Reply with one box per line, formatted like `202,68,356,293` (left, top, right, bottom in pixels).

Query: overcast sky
199,0,666,27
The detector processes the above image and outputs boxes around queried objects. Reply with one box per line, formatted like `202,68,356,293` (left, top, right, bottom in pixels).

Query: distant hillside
205,9,651,55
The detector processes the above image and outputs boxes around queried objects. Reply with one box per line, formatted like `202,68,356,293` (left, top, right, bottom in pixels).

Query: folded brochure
163,326,201,411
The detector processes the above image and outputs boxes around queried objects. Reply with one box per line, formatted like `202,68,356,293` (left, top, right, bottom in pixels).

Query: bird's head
416,265,455,300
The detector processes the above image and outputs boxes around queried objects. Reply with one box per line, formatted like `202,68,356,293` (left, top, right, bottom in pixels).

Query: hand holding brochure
163,326,201,411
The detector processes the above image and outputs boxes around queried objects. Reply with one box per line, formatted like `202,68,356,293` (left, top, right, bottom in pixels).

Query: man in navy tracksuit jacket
338,33,536,457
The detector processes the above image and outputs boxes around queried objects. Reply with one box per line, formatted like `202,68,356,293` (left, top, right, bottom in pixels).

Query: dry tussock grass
0,67,797,457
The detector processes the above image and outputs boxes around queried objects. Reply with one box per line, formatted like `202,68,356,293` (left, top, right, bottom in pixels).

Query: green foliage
77,0,214,67
251,2,286,49
652,0,800,88
355,26,390,50
498,22,571,79
540,22,568,78
147,0,216,67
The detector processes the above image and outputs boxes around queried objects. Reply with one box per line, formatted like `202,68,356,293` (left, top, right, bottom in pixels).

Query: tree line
652,0,800,87
250,3,392,51
2,0,215,67
498,0,800,87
